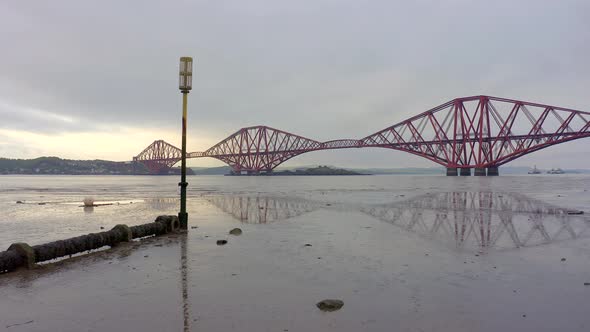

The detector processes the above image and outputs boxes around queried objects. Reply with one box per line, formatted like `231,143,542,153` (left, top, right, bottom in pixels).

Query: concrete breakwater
0,215,180,274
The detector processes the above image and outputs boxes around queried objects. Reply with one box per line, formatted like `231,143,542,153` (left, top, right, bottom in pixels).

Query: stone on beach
216,240,228,245
229,228,242,236
316,299,344,312
83,197,95,207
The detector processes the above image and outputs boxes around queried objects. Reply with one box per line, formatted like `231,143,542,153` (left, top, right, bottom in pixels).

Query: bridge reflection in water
361,192,589,250
206,195,322,224
144,197,179,211
206,192,589,251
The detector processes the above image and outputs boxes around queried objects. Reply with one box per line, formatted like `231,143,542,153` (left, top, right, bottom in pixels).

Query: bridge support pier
459,168,471,176
446,167,458,176
487,167,499,176
474,168,486,176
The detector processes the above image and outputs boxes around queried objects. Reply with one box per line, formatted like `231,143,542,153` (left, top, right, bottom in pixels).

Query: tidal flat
1,175,590,331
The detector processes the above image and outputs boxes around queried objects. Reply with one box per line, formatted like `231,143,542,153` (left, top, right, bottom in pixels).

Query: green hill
0,157,193,175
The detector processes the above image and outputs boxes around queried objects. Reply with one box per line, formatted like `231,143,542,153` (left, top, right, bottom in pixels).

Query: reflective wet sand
1,175,590,331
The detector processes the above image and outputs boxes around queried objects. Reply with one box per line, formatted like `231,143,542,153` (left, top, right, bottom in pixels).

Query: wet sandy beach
1,175,590,331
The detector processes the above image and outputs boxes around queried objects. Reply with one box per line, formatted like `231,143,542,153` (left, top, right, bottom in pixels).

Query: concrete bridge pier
487,167,499,176
446,167,458,176
459,168,471,176
474,168,487,176
447,166,499,176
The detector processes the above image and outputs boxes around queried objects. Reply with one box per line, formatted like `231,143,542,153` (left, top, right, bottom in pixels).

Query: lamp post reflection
180,232,189,331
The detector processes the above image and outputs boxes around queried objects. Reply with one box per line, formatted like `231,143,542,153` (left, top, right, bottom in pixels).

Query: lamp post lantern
178,56,192,230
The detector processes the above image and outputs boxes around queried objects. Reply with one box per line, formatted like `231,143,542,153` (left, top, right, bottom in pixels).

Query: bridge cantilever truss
134,95,590,175
133,140,183,174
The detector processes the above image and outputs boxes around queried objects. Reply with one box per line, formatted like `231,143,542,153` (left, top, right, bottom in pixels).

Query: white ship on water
547,168,565,174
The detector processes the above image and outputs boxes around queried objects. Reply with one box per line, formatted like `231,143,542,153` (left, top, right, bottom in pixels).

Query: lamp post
178,57,192,230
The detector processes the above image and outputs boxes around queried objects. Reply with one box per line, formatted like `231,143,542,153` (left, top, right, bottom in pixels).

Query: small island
258,165,368,176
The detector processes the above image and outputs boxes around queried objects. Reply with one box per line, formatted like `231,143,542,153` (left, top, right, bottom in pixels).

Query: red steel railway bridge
133,95,590,176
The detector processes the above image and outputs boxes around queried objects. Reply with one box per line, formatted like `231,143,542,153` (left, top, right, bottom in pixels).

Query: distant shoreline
225,173,372,176
0,156,192,175
2,157,589,175
226,166,369,176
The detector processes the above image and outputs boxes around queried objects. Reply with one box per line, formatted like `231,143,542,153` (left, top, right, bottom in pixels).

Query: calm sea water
2,174,590,331
1,174,588,249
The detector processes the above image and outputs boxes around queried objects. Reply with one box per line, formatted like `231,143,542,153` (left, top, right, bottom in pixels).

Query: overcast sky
1,0,589,168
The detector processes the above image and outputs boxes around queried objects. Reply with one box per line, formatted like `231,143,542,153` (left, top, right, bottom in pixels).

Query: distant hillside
0,157,193,175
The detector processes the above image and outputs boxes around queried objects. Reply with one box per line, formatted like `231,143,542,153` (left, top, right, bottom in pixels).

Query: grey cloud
0,99,100,134
1,0,589,166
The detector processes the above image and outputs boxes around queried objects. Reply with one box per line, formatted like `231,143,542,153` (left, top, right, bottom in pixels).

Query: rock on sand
229,228,242,236
316,299,344,312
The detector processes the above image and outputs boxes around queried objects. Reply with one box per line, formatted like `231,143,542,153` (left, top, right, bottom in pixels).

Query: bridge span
133,95,590,175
